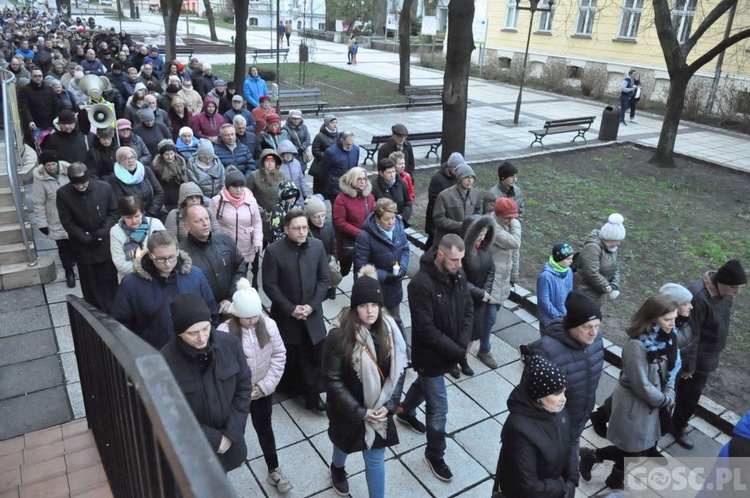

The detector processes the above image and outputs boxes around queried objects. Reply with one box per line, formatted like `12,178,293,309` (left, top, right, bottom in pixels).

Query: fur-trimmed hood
461,214,495,258
33,160,70,181
339,176,372,198
133,249,193,281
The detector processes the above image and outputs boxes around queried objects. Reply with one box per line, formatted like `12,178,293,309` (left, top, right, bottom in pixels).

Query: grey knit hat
196,139,214,158
323,114,337,126
455,163,476,181
659,283,693,305
447,152,465,169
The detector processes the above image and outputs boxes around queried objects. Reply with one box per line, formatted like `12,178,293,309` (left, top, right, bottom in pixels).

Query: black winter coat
407,247,473,376
370,175,412,226
42,129,88,164
56,179,119,264
160,331,252,471
262,236,330,346
19,80,58,129
310,124,339,175
461,215,496,341
494,384,577,498
377,137,415,176
180,232,248,303
323,327,405,453
528,319,604,438
86,140,118,181
425,163,457,237
108,165,165,218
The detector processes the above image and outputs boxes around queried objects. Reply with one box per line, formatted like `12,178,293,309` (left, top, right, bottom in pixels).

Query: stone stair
0,147,56,290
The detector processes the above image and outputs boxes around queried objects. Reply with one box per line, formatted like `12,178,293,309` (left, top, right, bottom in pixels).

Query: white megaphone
87,104,115,129
79,74,104,101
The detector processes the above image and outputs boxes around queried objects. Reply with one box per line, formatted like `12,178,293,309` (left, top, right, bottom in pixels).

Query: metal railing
67,296,236,497
0,67,36,265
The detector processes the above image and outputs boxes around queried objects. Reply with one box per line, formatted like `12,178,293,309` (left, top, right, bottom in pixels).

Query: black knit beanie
497,161,518,181
351,266,384,308
564,291,602,330
716,259,747,286
171,293,212,335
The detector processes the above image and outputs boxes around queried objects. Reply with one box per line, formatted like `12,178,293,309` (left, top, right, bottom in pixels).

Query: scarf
350,315,408,449
377,223,394,241
114,161,145,185
222,187,245,208
548,256,570,274
641,326,681,385
119,216,150,261
176,331,214,372
156,155,186,183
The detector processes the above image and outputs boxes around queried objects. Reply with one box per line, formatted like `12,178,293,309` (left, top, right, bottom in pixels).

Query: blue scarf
641,325,681,384
114,161,145,185
119,216,150,261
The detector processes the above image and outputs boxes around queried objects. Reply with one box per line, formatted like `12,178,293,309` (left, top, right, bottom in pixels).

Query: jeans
401,374,448,459
619,96,631,123
332,445,386,498
250,394,279,470
481,303,500,352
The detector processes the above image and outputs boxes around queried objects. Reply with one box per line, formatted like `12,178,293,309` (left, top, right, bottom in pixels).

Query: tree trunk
440,0,475,162
233,0,249,93
373,0,387,37
161,0,182,62
128,0,136,19
203,0,219,41
397,0,413,94
649,75,689,168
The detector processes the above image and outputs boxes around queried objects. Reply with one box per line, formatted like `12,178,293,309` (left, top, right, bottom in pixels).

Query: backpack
569,251,582,273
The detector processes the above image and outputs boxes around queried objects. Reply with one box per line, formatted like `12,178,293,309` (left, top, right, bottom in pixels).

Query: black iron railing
67,296,236,497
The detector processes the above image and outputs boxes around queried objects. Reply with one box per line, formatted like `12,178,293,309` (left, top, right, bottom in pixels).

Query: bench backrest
254,48,290,54
370,135,391,145
405,85,443,95
408,131,443,141
278,88,322,98
544,117,595,129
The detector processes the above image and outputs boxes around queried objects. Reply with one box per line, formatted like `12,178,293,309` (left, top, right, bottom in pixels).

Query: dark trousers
283,334,324,404
55,239,75,271
630,99,638,118
596,445,650,472
619,96,631,123
672,371,710,429
77,259,119,314
250,394,279,471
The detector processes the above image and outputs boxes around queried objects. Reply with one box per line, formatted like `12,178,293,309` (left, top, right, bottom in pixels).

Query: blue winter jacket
320,143,360,200
536,262,573,325
354,214,409,310
223,108,257,131
243,74,269,108
112,251,219,350
214,140,255,177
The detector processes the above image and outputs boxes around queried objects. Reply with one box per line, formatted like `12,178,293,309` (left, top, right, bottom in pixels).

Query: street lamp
512,0,554,125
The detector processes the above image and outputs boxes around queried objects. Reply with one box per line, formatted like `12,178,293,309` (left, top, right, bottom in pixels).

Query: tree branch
684,0,735,54
688,27,750,74
652,0,684,75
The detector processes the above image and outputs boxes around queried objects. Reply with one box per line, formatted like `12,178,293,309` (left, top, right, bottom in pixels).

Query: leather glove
398,266,407,278
384,273,400,283
39,227,49,236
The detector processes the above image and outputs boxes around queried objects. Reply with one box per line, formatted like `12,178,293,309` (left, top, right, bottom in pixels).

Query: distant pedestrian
573,213,625,307
284,21,292,47
619,69,636,126
347,37,358,65
629,72,642,123
278,21,286,47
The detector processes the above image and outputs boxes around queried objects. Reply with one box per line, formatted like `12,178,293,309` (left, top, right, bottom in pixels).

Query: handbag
329,260,343,288
301,148,313,164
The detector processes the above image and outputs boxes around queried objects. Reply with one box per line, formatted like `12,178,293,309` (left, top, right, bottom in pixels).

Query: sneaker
630,118,638,123
267,468,293,493
396,412,426,434
579,448,600,481
477,350,498,369
330,464,349,495
424,455,453,482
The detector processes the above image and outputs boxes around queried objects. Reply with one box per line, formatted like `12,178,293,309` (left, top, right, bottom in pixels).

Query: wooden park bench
159,46,194,60
251,48,290,64
404,85,443,108
361,131,443,165
278,88,328,116
528,116,596,148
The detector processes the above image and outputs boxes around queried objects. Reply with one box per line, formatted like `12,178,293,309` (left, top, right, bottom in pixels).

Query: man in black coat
180,205,247,314
41,110,89,164
56,162,119,313
18,66,58,145
397,234,473,482
377,123,415,176
262,210,330,412
161,292,252,472
371,158,412,226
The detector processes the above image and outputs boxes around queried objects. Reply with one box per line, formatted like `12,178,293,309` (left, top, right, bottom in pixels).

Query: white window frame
505,0,519,29
617,0,643,39
575,0,597,36
537,0,555,32
671,0,696,44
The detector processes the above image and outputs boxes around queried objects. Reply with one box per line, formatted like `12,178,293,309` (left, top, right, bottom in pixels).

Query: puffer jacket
176,136,199,161
278,140,309,198
86,139,119,181
209,188,263,262
151,153,189,213
573,229,620,305
186,156,225,201
686,271,736,374
165,182,222,244
489,215,522,305
109,217,166,281
354,213,409,310
333,179,374,264
461,215,496,341
528,318,604,438
191,97,226,140
108,162,165,218
320,142,360,200
536,262,574,326
407,247,473,376
282,118,311,156
33,162,70,240
425,162,457,237
432,184,480,245
217,314,286,397
214,140,255,177
112,250,219,349
242,74,269,108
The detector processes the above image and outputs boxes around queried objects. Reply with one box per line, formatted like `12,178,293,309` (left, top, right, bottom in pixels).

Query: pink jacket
217,314,286,397
209,187,263,262
191,97,226,140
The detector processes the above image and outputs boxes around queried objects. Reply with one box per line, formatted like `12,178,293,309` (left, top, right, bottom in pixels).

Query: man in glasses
113,231,219,349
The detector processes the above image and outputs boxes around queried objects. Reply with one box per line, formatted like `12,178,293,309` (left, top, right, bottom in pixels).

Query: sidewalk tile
67,464,107,493
61,419,89,439
23,426,62,449
19,456,66,483
64,446,101,472
453,418,502,473
457,371,514,417
247,440,330,497
444,385,490,434
62,432,95,453
0,466,21,490
227,463,264,498
0,438,24,457
18,474,68,498
346,459,430,498
401,438,488,496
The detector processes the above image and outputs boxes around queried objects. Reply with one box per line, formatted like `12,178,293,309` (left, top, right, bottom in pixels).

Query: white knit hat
600,213,626,241
231,278,262,318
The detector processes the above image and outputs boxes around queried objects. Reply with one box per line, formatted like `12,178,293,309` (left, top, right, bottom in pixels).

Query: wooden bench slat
528,116,596,148
278,87,327,115
361,132,442,165
404,85,443,109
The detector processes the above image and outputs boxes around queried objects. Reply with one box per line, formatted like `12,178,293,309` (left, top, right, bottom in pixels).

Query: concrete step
0,256,56,290
0,223,32,245
0,242,34,265
0,187,17,208
0,204,21,224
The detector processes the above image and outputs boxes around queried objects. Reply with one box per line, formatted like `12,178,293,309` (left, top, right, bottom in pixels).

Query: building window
249,18,259,26
617,0,643,39
297,21,302,29
318,22,326,30
505,0,519,29
671,0,696,43
575,0,597,35
537,0,555,32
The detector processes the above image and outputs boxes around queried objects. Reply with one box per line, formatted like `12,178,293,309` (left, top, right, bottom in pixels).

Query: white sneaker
268,468,293,493
630,118,637,123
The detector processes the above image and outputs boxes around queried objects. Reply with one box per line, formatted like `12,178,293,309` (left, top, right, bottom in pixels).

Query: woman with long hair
217,278,293,493
324,266,408,497
579,294,680,489
333,166,375,277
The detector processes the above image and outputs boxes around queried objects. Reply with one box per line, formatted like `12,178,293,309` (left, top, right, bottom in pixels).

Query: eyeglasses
150,254,178,264
356,177,367,182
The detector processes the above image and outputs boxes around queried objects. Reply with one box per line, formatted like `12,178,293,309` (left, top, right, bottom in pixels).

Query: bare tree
128,0,136,19
440,0,475,161
203,0,219,41
160,0,183,62
651,0,750,167
233,0,249,92
397,0,414,94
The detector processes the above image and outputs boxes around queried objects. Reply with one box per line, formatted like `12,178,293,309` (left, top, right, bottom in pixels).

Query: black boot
579,448,601,481
326,287,336,300
590,408,608,439
330,464,349,496
64,267,76,288
605,468,624,489
459,358,474,376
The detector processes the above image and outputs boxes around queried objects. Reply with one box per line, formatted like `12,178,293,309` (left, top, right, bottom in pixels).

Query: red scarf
223,187,245,208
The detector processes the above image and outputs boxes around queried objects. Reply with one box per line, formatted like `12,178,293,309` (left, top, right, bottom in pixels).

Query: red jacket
333,180,374,264
191,97,226,140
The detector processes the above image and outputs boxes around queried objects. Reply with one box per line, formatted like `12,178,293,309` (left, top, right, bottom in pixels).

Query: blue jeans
619,96,631,123
332,445,385,498
481,303,500,352
401,374,448,459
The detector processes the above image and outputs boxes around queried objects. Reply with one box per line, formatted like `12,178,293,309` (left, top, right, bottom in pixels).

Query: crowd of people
8,7,749,497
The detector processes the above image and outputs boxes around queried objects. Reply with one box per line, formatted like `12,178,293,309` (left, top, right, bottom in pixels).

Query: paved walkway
0,14,747,498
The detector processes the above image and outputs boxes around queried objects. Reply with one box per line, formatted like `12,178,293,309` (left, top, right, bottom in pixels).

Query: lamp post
512,0,554,125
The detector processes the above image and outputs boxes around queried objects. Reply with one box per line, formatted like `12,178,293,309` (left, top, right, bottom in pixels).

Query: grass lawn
190,18,235,31
212,63,404,108
411,144,750,413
